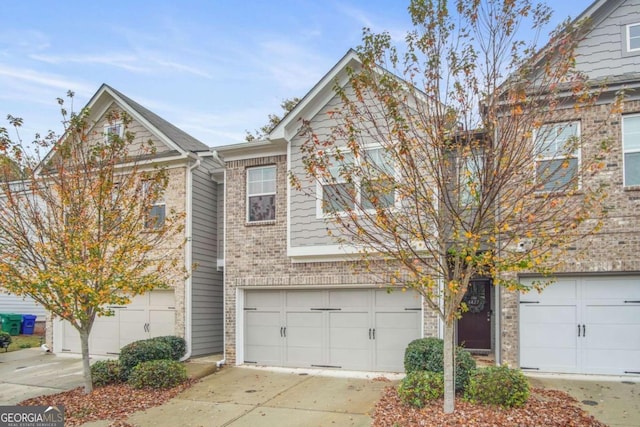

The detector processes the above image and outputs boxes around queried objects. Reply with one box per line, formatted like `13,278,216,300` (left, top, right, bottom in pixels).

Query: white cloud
30,53,149,73
0,65,94,96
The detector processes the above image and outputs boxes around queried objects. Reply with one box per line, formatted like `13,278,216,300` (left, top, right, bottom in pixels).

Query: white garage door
244,288,422,372
520,276,640,375
58,290,176,356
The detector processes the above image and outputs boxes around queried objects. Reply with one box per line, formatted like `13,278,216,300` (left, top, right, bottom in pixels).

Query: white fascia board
288,244,362,263
215,139,287,162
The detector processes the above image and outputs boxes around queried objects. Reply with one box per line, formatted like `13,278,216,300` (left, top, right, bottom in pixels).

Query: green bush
149,336,186,360
398,371,444,408
128,359,187,389
464,366,530,407
119,339,173,380
404,337,476,391
91,360,123,387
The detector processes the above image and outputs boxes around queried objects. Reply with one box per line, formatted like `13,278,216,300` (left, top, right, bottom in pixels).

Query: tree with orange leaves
0,92,186,393
292,0,622,413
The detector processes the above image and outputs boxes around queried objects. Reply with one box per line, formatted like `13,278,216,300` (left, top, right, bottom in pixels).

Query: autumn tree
245,97,300,141
292,0,621,413
0,92,186,393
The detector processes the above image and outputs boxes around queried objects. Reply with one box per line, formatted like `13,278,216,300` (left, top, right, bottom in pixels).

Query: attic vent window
104,122,124,143
627,23,640,52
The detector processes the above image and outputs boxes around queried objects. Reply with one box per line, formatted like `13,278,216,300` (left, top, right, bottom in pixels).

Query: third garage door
244,288,422,372
519,276,640,375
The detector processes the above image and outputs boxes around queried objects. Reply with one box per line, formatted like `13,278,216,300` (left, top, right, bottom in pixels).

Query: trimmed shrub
404,337,476,391
149,336,186,360
464,365,530,407
398,371,444,408
91,360,122,387
128,359,187,389
0,331,12,350
119,339,173,380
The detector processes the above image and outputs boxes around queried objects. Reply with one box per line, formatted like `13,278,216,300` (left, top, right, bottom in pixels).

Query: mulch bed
19,380,194,427
372,386,607,426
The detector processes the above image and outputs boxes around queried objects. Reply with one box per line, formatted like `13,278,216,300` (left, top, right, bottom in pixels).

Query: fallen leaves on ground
372,386,607,426
19,380,194,427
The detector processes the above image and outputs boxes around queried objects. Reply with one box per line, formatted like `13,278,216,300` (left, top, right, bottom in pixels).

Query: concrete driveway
0,348,85,404
125,367,396,427
530,375,640,427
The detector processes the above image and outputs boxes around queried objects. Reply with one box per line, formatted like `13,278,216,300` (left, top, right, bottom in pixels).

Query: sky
1,0,593,148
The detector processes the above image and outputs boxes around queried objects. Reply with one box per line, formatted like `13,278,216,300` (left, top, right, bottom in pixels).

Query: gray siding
574,0,640,80
290,91,348,248
0,293,47,320
190,158,223,355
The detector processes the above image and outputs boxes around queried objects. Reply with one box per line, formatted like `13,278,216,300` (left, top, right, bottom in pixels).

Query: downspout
181,154,200,361
212,150,226,368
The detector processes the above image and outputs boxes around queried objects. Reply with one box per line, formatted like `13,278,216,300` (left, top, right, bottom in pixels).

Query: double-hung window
247,166,276,222
626,23,640,53
142,181,165,230
320,147,395,215
534,122,580,192
623,115,640,187
104,122,124,143
458,153,483,206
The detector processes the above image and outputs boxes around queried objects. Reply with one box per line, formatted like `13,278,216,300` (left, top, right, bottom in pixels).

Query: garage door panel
585,349,640,375
521,305,576,325
583,278,640,299
148,309,176,337
285,312,323,367
245,311,281,365
245,290,281,308
328,289,369,308
585,305,639,323
91,313,120,354
375,312,420,371
286,290,323,308
374,289,420,309
585,324,639,350
521,347,579,372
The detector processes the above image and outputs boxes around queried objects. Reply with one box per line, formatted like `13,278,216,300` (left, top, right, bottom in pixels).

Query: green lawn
4,334,43,352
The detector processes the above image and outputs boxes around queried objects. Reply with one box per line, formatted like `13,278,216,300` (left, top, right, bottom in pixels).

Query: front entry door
457,280,491,350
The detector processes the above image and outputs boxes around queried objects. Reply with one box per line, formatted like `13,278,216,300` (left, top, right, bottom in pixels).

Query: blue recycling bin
21,314,37,335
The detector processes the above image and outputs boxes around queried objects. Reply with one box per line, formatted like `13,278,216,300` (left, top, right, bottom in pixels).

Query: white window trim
246,165,276,223
315,145,399,219
622,113,640,187
533,121,581,193
104,122,124,143
626,23,640,53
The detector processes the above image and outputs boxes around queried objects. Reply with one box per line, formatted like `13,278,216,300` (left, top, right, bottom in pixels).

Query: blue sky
1,0,592,147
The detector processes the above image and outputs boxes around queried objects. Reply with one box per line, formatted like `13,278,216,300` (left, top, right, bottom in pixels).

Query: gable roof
269,49,361,142
94,84,210,153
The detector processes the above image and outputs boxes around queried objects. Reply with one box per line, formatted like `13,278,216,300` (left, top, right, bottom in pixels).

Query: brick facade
499,99,640,367
223,154,440,364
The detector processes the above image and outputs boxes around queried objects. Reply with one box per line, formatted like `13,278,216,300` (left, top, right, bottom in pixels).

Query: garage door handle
368,328,371,339
372,328,375,339
582,324,585,337
283,327,286,337
577,324,581,337
280,327,283,337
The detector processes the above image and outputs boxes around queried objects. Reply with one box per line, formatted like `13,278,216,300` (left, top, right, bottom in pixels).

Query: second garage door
519,276,640,375
58,290,176,356
244,288,422,372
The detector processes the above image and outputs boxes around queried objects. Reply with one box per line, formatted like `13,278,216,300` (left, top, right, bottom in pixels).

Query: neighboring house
514,0,640,376
0,293,47,321
48,84,224,358
215,0,639,376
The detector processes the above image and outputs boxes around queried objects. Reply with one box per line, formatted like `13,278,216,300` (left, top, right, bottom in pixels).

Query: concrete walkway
123,367,394,427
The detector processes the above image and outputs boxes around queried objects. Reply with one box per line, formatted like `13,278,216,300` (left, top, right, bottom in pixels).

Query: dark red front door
457,280,491,350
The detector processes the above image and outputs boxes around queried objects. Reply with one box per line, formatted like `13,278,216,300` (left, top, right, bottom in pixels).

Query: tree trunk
443,321,455,413
79,328,93,394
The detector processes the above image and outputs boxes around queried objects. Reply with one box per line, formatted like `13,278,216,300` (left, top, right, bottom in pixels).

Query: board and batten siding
574,0,640,80
0,294,47,320
190,159,223,356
